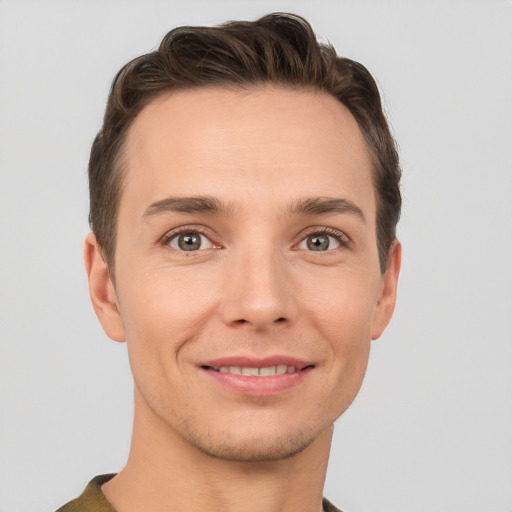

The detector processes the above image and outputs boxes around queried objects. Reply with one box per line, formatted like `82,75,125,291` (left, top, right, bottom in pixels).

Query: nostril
274,317,286,323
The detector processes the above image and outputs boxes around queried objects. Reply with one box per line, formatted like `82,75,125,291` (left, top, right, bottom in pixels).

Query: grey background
1,1,511,511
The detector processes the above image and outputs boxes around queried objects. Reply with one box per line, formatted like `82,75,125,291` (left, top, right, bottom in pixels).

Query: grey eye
300,234,341,251
169,232,212,251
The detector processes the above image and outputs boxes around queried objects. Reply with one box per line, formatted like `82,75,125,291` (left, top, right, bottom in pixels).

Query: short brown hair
89,12,401,272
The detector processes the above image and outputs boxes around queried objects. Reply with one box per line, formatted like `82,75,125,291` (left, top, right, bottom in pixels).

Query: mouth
202,364,309,376
199,358,315,396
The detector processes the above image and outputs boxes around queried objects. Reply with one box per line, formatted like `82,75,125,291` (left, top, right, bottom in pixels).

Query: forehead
121,86,375,220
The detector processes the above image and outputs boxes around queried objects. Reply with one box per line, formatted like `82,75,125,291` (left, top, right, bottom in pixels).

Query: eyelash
159,226,351,253
160,226,215,249
297,227,352,251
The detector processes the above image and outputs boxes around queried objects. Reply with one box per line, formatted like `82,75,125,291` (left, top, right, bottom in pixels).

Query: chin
135,380,348,463
173,408,340,462
188,429,316,462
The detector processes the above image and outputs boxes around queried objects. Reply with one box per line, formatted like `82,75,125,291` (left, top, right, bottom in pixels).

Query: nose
218,244,298,332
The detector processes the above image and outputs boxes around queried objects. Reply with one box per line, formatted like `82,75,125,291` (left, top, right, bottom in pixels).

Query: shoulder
322,496,343,512
55,474,117,512
57,476,341,512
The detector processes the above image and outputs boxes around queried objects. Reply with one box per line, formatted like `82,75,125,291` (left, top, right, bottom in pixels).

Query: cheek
116,265,219,362
304,269,379,342
300,268,379,394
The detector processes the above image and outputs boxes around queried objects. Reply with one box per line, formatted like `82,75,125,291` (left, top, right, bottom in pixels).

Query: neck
103,390,333,512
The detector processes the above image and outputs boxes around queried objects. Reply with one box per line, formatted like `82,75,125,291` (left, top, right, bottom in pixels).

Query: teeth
276,364,288,375
213,365,298,376
241,367,259,376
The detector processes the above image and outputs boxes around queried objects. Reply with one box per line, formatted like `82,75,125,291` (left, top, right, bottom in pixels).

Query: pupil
307,234,329,251
178,233,201,251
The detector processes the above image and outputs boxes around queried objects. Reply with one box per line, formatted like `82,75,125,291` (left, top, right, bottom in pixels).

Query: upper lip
200,355,313,370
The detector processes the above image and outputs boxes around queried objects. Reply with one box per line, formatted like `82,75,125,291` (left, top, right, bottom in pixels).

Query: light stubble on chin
180,418,318,463
136,381,336,464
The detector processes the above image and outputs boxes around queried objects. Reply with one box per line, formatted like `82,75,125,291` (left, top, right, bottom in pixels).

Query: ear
84,232,125,342
371,239,402,340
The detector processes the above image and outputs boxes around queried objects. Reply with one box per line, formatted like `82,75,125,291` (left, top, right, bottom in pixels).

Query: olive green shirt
56,474,342,512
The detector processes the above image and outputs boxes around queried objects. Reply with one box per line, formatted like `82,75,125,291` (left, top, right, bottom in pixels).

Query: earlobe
371,239,401,340
84,233,126,342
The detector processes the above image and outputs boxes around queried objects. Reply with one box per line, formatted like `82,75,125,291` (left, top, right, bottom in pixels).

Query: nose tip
218,254,297,331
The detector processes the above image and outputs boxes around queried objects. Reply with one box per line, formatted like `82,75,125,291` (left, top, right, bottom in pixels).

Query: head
85,13,401,463
88,12,401,274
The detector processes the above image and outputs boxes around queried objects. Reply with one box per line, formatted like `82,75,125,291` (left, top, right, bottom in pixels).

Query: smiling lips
200,358,314,396
207,365,299,376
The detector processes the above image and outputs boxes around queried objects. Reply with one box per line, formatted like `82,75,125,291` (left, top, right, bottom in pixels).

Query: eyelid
159,225,221,250
295,226,352,250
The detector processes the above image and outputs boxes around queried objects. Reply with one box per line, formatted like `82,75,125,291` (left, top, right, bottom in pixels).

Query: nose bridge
220,236,296,329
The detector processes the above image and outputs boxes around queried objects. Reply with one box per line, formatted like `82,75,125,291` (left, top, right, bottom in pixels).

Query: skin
85,86,401,512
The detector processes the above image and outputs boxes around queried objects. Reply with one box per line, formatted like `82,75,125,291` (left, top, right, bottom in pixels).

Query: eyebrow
142,195,233,220
142,195,366,224
288,197,366,224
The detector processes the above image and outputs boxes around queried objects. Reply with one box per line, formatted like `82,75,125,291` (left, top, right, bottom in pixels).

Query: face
86,86,400,462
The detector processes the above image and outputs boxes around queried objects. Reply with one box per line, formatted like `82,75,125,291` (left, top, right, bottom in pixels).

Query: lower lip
201,367,313,396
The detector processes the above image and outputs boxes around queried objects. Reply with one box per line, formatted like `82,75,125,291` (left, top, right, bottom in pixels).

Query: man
58,12,401,512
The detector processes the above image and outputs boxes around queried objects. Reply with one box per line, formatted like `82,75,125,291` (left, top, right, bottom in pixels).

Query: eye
298,233,342,252
168,231,214,252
